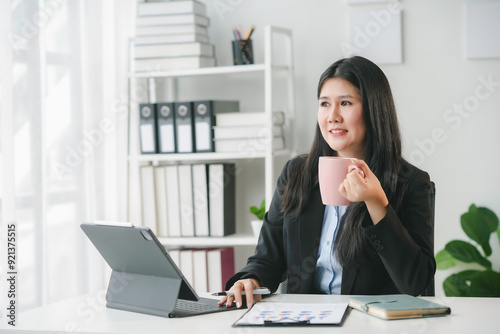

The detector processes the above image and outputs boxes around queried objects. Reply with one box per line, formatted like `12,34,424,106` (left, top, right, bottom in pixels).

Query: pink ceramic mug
318,156,363,206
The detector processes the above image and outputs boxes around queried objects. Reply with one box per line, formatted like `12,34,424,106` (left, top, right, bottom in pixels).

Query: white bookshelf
126,25,295,249
130,64,266,78
128,149,292,163
158,233,259,247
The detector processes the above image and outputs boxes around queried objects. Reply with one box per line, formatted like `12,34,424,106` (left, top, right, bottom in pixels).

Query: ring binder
193,100,239,152
139,103,158,154
156,102,176,153
174,102,195,153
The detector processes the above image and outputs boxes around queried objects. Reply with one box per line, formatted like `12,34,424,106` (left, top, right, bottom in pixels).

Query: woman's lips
329,128,348,136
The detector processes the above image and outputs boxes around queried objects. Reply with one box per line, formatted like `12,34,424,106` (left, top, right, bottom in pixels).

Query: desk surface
1,293,499,334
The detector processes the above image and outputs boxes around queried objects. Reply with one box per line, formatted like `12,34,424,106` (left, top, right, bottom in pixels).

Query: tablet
80,222,237,318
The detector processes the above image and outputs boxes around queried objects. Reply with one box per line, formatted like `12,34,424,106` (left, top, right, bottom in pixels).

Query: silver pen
211,287,270,296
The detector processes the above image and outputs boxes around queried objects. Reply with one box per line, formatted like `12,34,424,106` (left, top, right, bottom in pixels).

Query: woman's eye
341,101,351,106
320,101,330,107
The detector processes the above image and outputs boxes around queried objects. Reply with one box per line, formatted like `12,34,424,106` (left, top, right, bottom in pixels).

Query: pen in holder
232,39,254,65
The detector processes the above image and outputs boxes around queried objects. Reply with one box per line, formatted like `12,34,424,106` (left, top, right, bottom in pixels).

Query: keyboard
171,297,237,317
175,298,221,313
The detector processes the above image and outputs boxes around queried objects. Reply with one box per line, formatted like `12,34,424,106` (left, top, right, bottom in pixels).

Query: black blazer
226,157,435,296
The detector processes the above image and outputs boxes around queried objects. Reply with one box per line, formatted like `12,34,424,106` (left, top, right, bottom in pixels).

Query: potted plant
249,199,265,237
436,204,500,297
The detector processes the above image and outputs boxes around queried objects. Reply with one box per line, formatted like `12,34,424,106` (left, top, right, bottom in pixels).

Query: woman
219,56,435,309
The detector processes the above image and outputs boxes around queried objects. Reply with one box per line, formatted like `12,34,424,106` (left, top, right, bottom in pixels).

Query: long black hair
281,56,403,267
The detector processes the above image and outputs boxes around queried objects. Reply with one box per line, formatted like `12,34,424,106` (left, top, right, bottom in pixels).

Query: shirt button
371,234,377,240
326,241,330,246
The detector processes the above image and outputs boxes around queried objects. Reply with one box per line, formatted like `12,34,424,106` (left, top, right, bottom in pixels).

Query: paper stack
213,111,286,153
134,1,216,72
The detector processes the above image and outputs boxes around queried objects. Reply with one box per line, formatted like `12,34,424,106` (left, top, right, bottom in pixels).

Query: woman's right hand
218,278,261,308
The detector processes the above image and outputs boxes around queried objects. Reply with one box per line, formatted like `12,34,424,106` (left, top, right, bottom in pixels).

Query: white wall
186,0,500,296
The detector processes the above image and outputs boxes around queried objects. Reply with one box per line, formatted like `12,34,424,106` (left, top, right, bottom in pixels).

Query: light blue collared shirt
314,205,348,295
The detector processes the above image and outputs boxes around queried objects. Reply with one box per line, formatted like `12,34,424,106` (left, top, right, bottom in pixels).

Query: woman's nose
327,105,341,123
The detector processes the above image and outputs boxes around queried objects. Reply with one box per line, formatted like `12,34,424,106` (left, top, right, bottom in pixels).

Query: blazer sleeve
362,168,435,295
224,159,293,292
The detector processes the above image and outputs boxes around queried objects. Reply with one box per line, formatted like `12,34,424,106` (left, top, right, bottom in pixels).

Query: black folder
193,100,239,152
156,102,176,153
139,103,158,154
174,102,195,153
208,163,236,236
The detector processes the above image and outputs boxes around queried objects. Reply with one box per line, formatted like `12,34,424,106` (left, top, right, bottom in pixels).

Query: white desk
1,293,498,334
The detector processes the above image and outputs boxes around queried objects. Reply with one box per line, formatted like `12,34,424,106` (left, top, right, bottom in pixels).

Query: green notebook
349,294,451,320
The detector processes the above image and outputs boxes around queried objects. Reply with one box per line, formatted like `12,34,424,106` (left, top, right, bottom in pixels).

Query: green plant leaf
443,270,481,297
469,271,500,297
435,249,456,270
461,205,499,257
475,205,500,232
250,199,266,220
445,240,492,269
443,274,466,297
250,206,258,214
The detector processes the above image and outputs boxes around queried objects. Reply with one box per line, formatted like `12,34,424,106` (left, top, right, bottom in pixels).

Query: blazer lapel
340,244,360,294
298,184,325,293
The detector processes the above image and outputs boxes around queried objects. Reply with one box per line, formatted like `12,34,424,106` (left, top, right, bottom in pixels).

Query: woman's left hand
339,158,389,224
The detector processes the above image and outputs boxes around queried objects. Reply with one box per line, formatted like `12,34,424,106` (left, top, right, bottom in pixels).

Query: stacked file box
134,0,215,72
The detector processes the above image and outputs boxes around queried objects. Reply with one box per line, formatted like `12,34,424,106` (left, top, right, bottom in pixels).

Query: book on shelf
136,14,209,27
207,247,235,292
167,248,181,268
141,100,248,154
135,24,208,37
139,163,237,239
134,33,210,46
140,165,158,234
167,247,235,293
192,248,211,293
215,111,285,127
213,125,283,140
179,249,194,287
134,1,215,72
349,294,451,320
135,56,216,72
134,42,214,59
192,164,209,237
137,0,206,17
168,247,234,293
178,164,195,237
208,163,236,237
154,166,169,237
214,136,285,153
165,165,182,237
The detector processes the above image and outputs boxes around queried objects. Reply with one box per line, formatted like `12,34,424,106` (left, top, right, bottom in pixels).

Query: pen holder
232,39,254,65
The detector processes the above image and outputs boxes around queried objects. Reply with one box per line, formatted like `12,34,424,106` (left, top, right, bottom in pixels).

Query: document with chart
233,301,349,327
